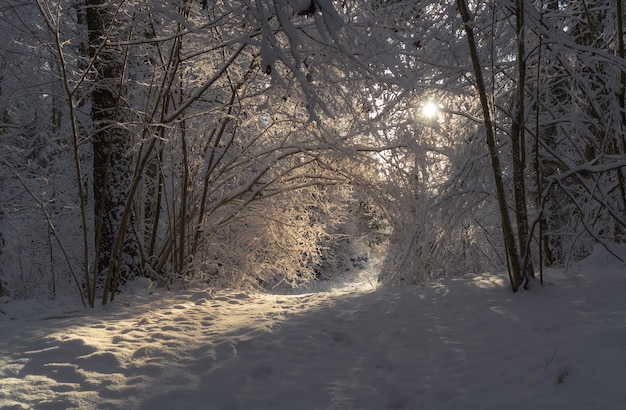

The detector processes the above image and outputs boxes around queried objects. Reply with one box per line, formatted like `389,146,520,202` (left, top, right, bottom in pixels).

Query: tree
372,0,626,289
527,0,626,264
455,0,525,290
85,0,142,303
1,0,85,299
14,0,383,303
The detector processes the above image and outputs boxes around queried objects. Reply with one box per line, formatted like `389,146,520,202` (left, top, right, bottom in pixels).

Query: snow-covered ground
1,245,625,410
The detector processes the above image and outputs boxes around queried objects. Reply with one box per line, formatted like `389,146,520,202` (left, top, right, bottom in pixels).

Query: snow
1,245,625,410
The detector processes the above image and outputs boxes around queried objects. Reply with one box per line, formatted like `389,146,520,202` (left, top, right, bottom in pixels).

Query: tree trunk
86,0,140,302
456,0,524,291
615,0,626,240
511,0,534,277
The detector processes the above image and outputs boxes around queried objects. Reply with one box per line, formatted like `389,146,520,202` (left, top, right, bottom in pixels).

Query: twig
544,348,557,370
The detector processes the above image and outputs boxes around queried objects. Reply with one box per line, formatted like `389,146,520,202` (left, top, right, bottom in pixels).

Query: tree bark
86,0,140,302
511,0,534,276
615,0,626,239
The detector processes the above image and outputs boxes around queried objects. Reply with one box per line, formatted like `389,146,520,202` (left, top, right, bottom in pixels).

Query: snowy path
1,249,626,409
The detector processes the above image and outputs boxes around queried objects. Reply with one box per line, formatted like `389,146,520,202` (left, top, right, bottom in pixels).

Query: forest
1,0,625,306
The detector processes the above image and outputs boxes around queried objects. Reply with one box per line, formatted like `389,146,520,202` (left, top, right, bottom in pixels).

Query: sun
422,102,439,118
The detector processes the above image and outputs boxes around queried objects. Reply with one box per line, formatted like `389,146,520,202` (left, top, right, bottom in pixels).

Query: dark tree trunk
86,0,140,302
511,0,534,277
615,0,626,240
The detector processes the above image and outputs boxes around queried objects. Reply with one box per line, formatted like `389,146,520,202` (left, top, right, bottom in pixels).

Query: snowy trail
1,248,626,409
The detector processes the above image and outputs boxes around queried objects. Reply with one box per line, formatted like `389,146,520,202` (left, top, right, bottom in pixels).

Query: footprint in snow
325,329,352,347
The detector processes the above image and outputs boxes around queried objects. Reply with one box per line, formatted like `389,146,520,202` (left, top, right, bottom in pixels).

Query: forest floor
1,245,626,409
